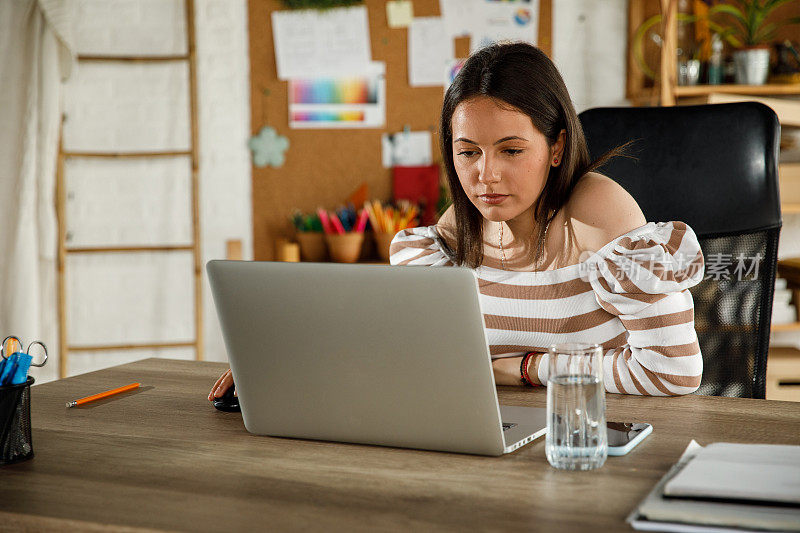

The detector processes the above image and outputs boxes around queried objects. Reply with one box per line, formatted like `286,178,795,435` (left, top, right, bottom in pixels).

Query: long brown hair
440,42,629,268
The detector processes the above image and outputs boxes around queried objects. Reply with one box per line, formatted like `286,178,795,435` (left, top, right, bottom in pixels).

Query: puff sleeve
389,226,455,267
582,221,705,396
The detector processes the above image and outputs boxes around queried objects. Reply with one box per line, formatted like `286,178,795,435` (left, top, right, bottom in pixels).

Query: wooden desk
2,359,799,531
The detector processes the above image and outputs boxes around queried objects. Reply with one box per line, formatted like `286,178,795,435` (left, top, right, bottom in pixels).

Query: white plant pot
733,48,770,85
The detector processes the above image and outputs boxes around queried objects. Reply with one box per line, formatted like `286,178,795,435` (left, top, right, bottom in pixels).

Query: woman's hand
208,368,235,401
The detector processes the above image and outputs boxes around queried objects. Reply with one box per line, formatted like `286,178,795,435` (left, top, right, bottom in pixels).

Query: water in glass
545,344,607,470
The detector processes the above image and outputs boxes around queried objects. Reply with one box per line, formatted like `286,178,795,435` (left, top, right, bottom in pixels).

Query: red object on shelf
392,165,440,226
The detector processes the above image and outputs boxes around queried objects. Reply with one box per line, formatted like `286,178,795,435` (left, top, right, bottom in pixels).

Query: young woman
389,42,705,395
209,42,705,402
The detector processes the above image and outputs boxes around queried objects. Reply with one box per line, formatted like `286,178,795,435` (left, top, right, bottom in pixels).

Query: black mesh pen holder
0,376,34,465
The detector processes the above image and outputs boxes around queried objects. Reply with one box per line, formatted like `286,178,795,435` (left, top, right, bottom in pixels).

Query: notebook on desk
206,261,547,456
628,442,800,533
663,443,800,505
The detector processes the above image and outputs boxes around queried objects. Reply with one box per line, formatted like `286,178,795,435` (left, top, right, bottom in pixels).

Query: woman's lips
479,194,509,205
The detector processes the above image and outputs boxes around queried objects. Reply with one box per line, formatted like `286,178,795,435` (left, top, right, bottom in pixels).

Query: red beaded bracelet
520,352,538,387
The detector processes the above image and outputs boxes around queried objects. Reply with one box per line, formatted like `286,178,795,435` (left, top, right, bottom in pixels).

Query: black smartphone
607,422,652,456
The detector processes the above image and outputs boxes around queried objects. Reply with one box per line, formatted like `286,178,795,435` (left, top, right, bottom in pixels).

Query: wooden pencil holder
325,232,364,263
275,239,301,262
296,232,327,262
373,232,395,263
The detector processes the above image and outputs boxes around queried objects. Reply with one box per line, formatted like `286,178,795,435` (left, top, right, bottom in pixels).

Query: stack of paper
628,442,800,532
772,278,797,325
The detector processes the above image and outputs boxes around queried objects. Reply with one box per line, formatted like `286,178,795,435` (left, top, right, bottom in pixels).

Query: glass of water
545,343,607,470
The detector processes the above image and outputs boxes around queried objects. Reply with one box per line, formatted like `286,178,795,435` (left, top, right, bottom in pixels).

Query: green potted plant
712,0,800,84
632,8,732,83
632,0,800,85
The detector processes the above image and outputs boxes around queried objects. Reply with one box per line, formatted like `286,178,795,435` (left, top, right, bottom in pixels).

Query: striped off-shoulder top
389,221,705,396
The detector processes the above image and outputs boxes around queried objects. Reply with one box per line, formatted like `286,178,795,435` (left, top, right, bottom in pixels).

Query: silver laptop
207,260,546,456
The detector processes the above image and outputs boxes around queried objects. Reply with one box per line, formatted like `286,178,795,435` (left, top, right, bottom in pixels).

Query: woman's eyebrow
453,136,529,145
493,136,528,144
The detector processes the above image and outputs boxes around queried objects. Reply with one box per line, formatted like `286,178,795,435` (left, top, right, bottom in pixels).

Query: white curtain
0,0,74,383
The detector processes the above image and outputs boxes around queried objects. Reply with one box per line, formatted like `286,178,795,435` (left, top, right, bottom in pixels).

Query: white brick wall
74,0,187,55
53,0,252,380
553,0,630,113
194,0,253,368
66,252,195,345
65,157,193,246
64,62,191,151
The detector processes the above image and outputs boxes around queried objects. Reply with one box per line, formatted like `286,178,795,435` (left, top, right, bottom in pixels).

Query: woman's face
451,96,562,224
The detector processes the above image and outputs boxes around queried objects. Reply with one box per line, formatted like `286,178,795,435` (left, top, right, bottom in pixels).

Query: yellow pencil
385,207,395,233
373,201,387,233
364,201,378,232
397,213,410,230
392,209,401,233
406,205,418,223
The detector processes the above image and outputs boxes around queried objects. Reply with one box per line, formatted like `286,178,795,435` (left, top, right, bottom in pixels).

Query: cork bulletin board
248,0,553,260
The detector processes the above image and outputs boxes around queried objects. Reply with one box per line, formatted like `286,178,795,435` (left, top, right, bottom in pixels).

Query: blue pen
0,352,19,385
8,352,32,385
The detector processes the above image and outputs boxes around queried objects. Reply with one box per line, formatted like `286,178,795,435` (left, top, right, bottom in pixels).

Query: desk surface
1,358,799,532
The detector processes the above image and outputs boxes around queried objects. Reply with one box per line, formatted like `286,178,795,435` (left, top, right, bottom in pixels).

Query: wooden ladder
55,0,202,378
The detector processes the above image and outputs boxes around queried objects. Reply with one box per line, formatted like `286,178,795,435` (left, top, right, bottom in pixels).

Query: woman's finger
214,371,234,398
208,369,232,400
209,372,226,395
219,374,235,396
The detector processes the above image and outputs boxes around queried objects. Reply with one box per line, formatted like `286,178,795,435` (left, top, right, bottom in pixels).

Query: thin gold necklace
499,218,551,271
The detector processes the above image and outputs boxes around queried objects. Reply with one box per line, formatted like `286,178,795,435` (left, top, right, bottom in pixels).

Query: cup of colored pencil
365,200,419,263
291,211,327,262
318,204,370,263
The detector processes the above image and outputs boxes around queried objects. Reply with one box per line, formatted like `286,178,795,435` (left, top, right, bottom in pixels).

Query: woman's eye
457,151,477,157
503,149,523,156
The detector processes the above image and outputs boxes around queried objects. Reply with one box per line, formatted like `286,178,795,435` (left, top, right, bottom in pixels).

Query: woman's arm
526,287,703,396
542,177,704,396
491,354,543,386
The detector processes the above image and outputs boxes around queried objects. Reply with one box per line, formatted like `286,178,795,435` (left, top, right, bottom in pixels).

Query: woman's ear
551,129,566,167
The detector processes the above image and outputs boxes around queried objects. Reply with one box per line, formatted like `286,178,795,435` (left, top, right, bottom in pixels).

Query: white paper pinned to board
408,17,454,87
439,0,480,38
271,6,372,81
382,130,432,168
470,0,539,53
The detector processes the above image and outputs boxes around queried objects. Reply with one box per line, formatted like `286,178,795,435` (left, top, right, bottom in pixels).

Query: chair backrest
578,103,781,398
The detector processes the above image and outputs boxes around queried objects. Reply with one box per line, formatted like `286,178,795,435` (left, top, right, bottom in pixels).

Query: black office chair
578,103,781,398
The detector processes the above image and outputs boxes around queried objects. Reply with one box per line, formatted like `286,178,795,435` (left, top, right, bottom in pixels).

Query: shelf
781,164,800,211
675,92,800,126
766,346,800,401
772,322,800,332
674,84,800,98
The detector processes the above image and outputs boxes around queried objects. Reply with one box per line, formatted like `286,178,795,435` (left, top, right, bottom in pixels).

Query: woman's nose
478,158,501,183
